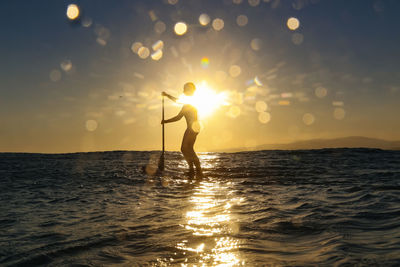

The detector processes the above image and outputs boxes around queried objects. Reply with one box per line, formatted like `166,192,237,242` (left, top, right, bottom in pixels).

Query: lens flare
334,108,345,120
199,13,211,26
248,0,260,7
201,57,209,68
227,106,241,118
174,22,187,35
82,17,92,27
292,33,304,45
131,42,143,54
236,15,248,26
255,101,267,112
250,38,262,51
287,17,300,30
152,40,164,51
229,65,241,77
258,112,271,124
178,81,228,118
151,49,163,61
332,101,344,107
148,10,157,22
315,86,327,98
49,69,61,82
60,60,72,72
154,21,166,34
85,120,98,131
254,76,263,86
303,113,315,125
138,47,150,59
279,100,291,106
212,18,224,31
66,4,80,20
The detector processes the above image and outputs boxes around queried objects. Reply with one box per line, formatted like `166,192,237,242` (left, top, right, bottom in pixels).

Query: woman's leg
184,131,202,178
192,149,202,178
181,130,195,174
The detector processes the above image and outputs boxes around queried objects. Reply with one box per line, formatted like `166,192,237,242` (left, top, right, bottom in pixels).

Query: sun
178,81,228,118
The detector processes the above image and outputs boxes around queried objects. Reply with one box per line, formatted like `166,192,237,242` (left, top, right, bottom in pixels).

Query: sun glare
178,82,228,118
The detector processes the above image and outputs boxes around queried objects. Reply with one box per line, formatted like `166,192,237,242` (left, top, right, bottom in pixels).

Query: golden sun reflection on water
176,156,245,266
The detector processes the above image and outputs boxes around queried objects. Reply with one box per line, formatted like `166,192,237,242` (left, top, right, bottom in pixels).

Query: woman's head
183,82,196,96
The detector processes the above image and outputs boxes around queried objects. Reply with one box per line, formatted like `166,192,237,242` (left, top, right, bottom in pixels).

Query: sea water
1,149,399,266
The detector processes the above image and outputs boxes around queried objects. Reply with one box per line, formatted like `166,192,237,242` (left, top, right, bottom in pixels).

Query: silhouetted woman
161,82,203,178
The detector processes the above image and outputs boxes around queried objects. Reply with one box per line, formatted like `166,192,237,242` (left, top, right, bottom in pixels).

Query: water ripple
0,149,399,266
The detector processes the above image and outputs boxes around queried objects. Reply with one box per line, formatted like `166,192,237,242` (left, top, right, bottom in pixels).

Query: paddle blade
158,153,164,171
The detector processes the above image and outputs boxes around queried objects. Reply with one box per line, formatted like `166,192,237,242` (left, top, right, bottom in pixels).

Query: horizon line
1,135,399,154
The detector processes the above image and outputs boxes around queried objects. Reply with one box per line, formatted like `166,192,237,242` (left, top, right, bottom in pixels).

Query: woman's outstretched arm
162,107,184,124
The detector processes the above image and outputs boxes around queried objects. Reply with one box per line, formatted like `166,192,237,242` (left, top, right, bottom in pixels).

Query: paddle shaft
157,96,165,172
162,96,165,153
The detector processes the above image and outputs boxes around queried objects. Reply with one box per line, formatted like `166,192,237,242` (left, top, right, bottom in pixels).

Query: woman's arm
162,107,184,124
162,91,178,102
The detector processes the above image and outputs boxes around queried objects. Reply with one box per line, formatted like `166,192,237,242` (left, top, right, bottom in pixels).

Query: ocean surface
1,149,400,266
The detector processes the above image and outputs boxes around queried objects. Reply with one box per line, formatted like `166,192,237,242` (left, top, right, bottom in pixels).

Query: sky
0,0,399,153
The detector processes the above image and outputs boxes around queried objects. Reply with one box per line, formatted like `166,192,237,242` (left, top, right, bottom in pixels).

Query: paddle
157,95,165,172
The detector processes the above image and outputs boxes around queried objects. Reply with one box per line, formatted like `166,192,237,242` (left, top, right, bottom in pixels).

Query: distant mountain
219,136,400,152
